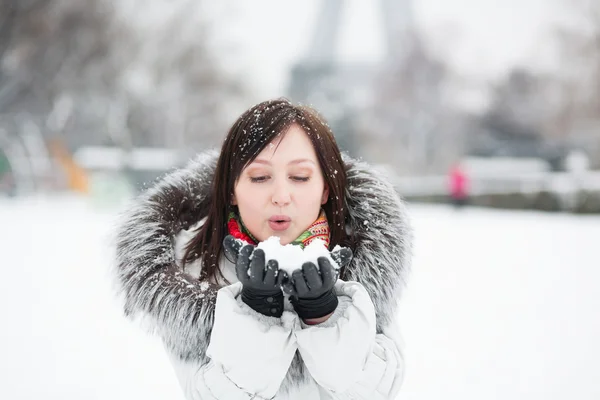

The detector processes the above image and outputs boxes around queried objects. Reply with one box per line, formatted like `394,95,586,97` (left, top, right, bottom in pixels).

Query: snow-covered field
1,195,599,399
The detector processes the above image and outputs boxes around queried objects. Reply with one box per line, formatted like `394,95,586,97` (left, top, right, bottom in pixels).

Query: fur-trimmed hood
113,150,412,365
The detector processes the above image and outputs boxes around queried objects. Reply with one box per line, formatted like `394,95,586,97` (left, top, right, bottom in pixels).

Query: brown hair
183,98,352,283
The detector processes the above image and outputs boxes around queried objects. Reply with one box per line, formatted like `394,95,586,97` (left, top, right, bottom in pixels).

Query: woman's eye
291,176,310,182
250,176,269,183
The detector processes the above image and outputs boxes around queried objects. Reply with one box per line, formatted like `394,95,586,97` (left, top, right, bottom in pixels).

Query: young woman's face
233,124,329,245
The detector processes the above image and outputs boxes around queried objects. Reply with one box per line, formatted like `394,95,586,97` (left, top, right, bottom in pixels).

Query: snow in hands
234,236,340,276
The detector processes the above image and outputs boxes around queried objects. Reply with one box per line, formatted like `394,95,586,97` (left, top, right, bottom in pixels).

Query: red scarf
227,210,330,248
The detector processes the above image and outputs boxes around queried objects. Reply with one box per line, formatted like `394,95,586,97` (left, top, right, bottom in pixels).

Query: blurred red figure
448,163,469,207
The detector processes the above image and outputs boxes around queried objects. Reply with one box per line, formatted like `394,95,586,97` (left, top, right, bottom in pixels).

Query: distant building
73,146,186,192
288,0,414,156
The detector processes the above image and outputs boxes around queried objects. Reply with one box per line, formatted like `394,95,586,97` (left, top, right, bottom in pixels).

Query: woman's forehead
252,125,318,163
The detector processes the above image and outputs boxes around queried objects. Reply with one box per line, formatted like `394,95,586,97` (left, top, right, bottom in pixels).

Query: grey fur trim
112,149,412,373
341,154,413,332
113,150,220,362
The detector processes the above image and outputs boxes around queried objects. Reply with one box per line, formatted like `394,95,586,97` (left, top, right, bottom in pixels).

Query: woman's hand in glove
283,247,353,322
330,246,353,271
223,235,244,263
223,235,287,317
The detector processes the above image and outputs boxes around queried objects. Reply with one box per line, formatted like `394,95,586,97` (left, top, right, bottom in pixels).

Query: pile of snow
253,236,339,275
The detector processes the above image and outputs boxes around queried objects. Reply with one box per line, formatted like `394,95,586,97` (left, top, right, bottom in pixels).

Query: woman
114,98,412,399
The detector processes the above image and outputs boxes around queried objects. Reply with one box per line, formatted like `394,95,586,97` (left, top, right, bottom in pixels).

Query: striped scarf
227,209,330,248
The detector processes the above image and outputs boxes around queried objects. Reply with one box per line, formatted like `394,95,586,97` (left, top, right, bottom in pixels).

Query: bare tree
0,0,249,191
116,1,246,150
549,0,600,166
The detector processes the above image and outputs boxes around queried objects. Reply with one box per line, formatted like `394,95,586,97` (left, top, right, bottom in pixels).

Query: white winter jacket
114,151,412,400
167,224,404,399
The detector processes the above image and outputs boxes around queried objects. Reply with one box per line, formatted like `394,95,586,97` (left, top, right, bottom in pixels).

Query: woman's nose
271,181,291,206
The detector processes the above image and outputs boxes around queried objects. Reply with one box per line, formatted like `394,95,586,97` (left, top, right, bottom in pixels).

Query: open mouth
269,216,291,231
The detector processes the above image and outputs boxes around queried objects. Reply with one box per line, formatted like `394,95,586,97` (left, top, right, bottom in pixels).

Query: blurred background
1,0,600,209
1,0,599,399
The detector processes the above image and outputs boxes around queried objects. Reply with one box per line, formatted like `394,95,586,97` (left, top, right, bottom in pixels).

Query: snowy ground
1,195,599,399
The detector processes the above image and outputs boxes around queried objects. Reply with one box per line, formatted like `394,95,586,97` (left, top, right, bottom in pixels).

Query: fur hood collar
114,150,412,364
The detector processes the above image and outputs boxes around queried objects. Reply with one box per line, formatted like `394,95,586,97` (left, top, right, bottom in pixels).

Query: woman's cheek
245,185,260,201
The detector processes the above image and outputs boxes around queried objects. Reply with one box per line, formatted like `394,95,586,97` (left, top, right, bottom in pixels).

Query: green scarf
227,210,330,248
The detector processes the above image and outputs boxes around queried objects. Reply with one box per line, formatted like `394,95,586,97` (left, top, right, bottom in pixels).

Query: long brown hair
184,98,352,282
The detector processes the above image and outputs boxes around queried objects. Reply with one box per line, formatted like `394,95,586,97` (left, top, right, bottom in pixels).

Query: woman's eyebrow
288,159,316,166
250,159,271,165
251,158,316,166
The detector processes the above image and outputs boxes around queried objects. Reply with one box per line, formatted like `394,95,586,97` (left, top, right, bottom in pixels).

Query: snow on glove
224,235,288,317
330,246,353,270
223,234,244,263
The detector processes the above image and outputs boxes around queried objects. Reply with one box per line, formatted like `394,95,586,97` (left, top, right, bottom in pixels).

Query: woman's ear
321,184,329,205
231,193,237,206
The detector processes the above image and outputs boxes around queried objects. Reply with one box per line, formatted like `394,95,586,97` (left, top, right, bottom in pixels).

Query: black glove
330,247,353,270
284,247,353,320
223,235,243,264
223,235,287,317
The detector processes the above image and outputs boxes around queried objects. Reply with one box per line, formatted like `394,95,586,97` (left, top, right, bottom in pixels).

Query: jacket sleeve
168,283,300,400
295,281,404,399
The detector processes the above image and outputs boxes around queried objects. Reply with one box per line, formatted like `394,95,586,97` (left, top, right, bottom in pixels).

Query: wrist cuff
291,290,338,319
241,288,284,318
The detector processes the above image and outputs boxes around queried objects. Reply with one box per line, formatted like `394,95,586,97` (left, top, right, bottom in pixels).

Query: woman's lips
269,216,291,231
268,220,291,231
